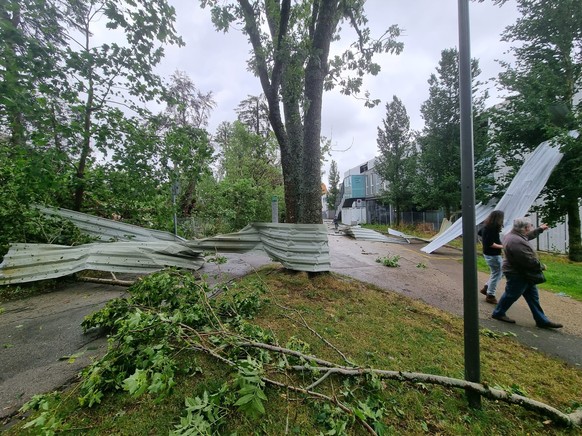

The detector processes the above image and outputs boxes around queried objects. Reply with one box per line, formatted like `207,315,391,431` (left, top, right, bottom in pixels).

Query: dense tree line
0,0,285,260
375,1,581,260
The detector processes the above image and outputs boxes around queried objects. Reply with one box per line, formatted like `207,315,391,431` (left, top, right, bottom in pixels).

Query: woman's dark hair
484,210,504,231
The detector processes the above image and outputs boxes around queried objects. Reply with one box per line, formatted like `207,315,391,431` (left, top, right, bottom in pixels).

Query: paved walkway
1,227,581,425
327,230,582,369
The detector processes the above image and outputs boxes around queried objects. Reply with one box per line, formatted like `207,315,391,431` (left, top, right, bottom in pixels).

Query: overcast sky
153,0,520,179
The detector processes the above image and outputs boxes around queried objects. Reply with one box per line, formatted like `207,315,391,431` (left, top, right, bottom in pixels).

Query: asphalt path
1,225,581,425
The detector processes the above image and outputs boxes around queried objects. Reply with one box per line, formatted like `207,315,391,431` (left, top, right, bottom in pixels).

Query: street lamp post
458,0,481,408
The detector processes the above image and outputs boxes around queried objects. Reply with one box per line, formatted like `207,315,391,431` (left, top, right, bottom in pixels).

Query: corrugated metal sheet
252,222,330,272
0,210,332,284
187,223,331,271
0,242,204,284
187,225,262,252
421,132,577,254
344,226,408,244
36,205,186,243
420,203,495,254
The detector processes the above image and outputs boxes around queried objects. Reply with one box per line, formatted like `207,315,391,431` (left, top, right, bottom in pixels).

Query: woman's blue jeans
492,273,550,325
483,254,502,296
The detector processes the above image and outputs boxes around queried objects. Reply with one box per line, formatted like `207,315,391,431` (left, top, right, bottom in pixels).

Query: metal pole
272,196,279,223
458,0,481,408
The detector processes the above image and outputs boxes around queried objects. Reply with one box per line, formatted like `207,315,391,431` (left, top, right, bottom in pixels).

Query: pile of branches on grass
19,269,582,435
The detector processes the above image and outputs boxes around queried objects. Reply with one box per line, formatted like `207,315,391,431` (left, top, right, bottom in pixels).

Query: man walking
492,217,563,329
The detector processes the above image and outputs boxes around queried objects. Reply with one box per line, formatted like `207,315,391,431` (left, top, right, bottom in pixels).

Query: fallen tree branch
77,276,134,287
235,340,581,427
257,376,378,435
289,365,581,427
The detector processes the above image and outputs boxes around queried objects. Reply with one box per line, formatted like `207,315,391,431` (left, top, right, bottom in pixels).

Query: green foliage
171,387,230,435
78,269,266,412
490,0,582,260
414,48,491,218
326,160,341,211
191,120,284,234
1,0,186,223
0,203,93,262
376,255,401,267
11,267,582,434
375,95,417,224
233,358,268,418
235,94,271,138
20,392,67,435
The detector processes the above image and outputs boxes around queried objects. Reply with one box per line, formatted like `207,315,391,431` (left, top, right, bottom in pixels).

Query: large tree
156,71,216,216
374,95,416,225
200,0,402,223
487,0,582,261
197,120,283,232
2,0,184,212
414,48,491,219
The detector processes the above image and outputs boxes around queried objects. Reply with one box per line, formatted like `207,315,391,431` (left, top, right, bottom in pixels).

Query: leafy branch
19,269,582,434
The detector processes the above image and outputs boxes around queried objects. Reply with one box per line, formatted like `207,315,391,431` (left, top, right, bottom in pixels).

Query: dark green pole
458,0,481,408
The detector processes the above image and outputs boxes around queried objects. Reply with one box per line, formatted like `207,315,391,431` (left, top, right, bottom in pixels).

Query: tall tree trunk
74,26,95,211
299,0,337,224
566,199,582,261
180,180,197,216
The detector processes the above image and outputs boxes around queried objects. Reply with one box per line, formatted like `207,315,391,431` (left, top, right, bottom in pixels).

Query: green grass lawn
6,268,581,435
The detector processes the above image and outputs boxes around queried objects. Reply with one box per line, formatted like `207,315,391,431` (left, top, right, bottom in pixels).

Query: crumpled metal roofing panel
0,242,204,284
421,131,578,254
420,203,495,254
252,222,330,272
36,205,186,243
186,225,262,252
0,211,332,284
344,226,408,244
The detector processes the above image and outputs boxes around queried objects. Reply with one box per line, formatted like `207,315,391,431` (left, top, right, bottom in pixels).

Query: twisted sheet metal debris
0,211,330,285
343,226,408,244
388,218,452,243
36,205,187,243
421,131,578,253
0,242,205,284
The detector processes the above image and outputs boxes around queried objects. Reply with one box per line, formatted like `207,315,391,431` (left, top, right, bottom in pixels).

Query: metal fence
527,209,581,254
365,200,445,231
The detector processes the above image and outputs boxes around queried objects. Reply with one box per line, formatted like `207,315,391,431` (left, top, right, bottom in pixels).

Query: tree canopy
374,95,416,226
199,0,402,223
414,48,491,219
490,0,582,260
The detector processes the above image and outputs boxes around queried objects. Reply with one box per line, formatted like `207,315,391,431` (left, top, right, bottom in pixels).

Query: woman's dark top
480,226,502,256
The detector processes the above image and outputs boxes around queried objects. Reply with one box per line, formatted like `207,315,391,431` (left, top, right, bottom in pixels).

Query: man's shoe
492,314,516,324
485,295,498,305
480,284,488,295
537,321,563,329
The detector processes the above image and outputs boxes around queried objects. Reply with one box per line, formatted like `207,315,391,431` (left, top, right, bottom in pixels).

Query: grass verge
5,267,581,435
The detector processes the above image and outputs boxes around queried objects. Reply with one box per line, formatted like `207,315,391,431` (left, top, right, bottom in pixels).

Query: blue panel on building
351,175,366,198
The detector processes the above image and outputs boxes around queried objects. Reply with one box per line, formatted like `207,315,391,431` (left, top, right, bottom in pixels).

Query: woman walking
478,210,505,304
